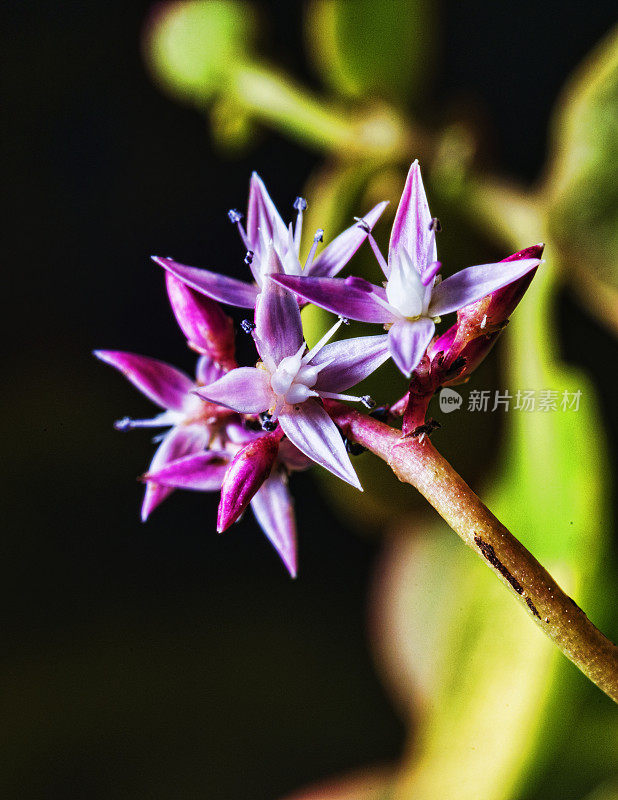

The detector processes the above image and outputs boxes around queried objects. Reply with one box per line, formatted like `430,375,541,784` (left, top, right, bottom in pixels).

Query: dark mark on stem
526,597,541,618
474,535,524,595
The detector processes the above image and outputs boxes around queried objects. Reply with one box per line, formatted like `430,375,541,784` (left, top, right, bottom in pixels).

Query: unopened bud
165,273,236,369
430,244,544,384
217,433,280,532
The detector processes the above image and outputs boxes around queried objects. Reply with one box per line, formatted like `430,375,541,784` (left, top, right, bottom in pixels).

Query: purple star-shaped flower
193,243,391,490
94,349,233,520
151,172,388,309
271,161,542,376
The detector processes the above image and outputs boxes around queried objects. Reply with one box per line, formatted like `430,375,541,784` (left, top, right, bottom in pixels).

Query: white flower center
270,344,320,404
385,251,428,318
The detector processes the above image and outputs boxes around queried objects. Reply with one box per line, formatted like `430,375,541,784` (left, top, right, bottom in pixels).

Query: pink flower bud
217,432,281,532
435,244,544,379
166,273,236,369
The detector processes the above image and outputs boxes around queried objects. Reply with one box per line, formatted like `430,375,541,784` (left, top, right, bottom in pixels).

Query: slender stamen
367,287,402,318
228,208,251,249
423,217,440,271
302,317,344,363
114,416,168,431
319,391,374,405
365,231,389,276
303,229,323,271
240,319,256,334
293,196,307,252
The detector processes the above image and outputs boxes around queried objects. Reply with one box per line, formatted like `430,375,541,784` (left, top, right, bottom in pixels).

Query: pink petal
387,318,435,377
389,160,435,273
217,433,280,532
309,201,389,278
250,473,298,578
312,334,390,392
278,400,362,490
144,449,230,491
255,245,304,364
153,257,259,309
246,172,288,251
141,424,209,520
195,355,228,386
428,257,541,317
165,273,236,367
270,275,396,323
94,350,194,411
194,367,273,414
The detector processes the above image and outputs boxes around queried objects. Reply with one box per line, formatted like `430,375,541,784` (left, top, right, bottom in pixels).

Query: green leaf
305,0,435,105
546,26,618,327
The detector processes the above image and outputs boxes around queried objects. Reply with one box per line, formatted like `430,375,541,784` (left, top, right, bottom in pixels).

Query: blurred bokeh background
4,1,618,798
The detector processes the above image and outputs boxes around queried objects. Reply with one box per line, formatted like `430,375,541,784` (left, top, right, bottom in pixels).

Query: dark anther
244,250,254,265
353,216,371,234
410,419,441,438
240,319,256,334
369,406,390,423
259,413,278,432
293,196,307,211
339,316,350,325
227,209,243,223
314,228,324,243
429,217,442,232
345,438,366,456
361,395,376,409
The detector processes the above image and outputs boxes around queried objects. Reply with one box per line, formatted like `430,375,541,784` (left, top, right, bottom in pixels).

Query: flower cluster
97,162,541,575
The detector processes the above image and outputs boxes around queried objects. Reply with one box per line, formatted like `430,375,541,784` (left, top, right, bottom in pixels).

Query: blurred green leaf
305,0,434,105
545,26,618,331
144,0,256,99
279,766,393,800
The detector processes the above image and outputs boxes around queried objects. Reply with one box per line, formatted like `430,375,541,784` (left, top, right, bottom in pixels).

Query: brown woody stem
327,402,618,703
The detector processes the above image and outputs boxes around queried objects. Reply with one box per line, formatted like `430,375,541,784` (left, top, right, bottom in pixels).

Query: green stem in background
228,64,415,160
327,402,618,703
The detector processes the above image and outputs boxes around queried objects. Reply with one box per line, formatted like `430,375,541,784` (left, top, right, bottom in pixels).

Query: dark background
4,2,617,798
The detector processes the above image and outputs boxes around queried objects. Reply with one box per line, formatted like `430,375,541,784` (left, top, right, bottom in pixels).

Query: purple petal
246,172,288,251
195,355,228,387
145,449,230,491
389,160,435,273
270,275,396,323
153,257,258,309
250,473,298,578
255,245,304,363
388,318,435,377
278,399,362,490
165,273,236,366
428,258,541,317
312,334,390,392
309,201,389,278
141,424,209,520
217,433,280,532
94,350,194,411
194,367,273,414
